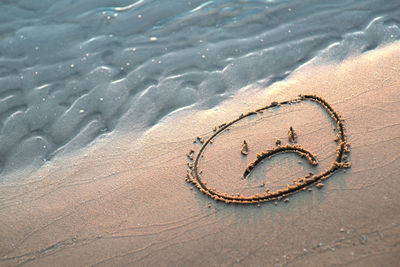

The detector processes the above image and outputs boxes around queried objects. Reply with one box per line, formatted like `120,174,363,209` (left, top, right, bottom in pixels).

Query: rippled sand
1,0,400,176
1,41,399,266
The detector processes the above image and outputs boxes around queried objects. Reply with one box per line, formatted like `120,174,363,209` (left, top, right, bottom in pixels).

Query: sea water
0,0,399,177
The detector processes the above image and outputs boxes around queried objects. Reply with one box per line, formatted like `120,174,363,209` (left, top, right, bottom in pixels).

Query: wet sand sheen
1,42,400,266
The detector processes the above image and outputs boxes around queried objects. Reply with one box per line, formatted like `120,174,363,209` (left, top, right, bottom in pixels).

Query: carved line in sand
186,95,351,204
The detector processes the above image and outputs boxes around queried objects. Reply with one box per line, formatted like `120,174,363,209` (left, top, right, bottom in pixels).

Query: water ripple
0,0,399,177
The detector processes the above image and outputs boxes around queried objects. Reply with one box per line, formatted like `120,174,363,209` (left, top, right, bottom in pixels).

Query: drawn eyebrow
186,95,351,204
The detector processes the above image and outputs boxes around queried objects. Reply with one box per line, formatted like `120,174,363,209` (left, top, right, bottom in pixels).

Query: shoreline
1,42,400,266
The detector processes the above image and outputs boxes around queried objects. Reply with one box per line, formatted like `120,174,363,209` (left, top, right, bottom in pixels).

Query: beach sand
1,42,399,266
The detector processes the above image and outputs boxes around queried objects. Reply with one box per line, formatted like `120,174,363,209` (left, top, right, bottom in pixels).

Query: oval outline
188,95,350,204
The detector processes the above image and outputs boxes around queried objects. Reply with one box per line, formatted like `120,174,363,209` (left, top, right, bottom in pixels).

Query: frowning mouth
242,144,318,180
185,95,351,204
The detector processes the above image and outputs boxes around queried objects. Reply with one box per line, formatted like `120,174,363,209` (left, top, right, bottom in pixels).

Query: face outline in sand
186,95,351,204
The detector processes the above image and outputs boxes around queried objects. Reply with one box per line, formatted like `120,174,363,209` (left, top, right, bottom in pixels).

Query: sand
1,42,399,266
1,0,399,177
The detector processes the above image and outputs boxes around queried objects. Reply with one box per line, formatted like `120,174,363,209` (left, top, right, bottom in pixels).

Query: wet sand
1,42,400,266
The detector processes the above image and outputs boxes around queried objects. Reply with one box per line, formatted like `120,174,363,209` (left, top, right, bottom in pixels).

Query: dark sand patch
1,42,400,266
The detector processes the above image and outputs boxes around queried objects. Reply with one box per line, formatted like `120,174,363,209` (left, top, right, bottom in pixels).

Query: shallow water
0,29,399,267
0,0,399,177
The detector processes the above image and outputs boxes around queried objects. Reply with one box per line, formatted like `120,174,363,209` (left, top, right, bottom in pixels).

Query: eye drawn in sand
186,95,351,204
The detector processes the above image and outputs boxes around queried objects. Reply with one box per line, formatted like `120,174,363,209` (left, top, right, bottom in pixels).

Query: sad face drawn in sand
186,95,351,204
